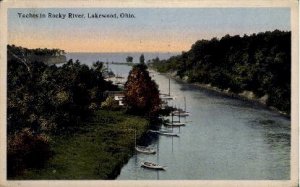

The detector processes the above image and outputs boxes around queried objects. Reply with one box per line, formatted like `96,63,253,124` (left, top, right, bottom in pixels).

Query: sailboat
134,130,156,154
141,161,166,170
148,130,179,137
165,106,187,127
172,96,190,117
160,78,175,100
172,110,190,117
135,146,156,154
160,94,175,100
164,121,186,127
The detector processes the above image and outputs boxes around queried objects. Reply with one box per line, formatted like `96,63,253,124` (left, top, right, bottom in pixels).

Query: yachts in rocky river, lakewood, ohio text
17,12,135,19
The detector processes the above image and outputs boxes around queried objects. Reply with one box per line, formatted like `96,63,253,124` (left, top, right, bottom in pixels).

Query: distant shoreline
66,52,180,64
154,70,290,118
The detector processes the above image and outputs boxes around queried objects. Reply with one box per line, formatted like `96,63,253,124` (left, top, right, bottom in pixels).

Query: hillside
149,30,291,114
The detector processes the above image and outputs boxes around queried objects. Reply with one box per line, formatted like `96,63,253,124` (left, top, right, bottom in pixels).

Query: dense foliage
8,45,65,57
149,30,291,114
7,128,51,176
126,56,133,63
124,63,161,117
12,110,150,179
7,45,118,177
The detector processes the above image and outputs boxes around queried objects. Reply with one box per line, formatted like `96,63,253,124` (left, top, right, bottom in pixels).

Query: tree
126,56,133,63
124,63,161,117
148,30,291,114
139,54,145,64
7,45,120,177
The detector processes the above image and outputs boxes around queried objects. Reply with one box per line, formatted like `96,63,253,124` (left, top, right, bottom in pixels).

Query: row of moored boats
136,82,190,170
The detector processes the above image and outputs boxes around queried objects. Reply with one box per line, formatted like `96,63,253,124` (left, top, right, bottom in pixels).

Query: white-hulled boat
164,122,186,127
160,132,179,137
135,146,156,154
148,130,179,137
172,110,190,117
141,161,166,170
134,130,156,154
160,95,175,100
160,78,175,100
172,96,190,116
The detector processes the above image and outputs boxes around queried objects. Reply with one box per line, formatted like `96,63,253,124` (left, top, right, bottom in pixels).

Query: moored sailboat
135,146,156,154
148,130,179,137
141,161,166,170
172,96,190,116
172,110,190,117
164,122,186,127
135,130,157,154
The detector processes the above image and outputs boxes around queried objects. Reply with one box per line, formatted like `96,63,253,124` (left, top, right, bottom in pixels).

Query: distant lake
66,52,179,65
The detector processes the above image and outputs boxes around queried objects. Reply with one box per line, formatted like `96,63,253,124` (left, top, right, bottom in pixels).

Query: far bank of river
160,70,290,118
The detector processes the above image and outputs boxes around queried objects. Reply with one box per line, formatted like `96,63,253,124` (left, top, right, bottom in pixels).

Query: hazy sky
8,8,290,52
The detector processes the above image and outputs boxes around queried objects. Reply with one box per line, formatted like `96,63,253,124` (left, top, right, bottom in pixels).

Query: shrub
7,128,51,177
101,96,121,110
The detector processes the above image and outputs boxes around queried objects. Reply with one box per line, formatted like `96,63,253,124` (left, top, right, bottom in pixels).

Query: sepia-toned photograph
0,1,298,187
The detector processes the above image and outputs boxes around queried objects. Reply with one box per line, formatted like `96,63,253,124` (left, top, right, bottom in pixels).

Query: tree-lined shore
149,30,291,114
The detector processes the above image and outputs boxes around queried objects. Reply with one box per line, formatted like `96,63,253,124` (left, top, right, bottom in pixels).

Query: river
63,53,290,180
107,64,290,180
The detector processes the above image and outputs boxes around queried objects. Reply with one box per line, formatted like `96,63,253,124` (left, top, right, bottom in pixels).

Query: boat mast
168,78,170,96
106,59,109,73
184,96,186,112
134,129,136,148
171,112,174,132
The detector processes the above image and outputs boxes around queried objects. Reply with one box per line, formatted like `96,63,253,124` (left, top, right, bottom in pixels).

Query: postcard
0,0,298,187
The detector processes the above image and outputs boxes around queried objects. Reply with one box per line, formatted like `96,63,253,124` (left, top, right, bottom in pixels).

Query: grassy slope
16,110,149,179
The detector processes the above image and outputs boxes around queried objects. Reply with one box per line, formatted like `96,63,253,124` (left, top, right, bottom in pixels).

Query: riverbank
157,70,289,118
12,110,150,179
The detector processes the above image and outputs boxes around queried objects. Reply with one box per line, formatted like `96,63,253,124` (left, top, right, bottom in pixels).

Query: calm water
112,66,290,180
66,54,290,180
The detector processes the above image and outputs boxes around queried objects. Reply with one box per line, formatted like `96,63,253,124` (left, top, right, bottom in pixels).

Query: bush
101,96,121,110
7,128,51,177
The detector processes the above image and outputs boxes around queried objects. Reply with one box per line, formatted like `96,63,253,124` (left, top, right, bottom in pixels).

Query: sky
8,8,290,53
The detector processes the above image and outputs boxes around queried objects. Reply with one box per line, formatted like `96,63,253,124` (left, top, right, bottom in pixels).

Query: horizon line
67,51,182,53
8,44,184,53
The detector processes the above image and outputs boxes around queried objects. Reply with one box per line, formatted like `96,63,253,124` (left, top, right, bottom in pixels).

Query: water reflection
247,119,290,147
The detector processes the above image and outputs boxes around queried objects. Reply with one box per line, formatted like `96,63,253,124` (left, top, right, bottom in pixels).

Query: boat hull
141,162,165,170
148,130,179,137
135,146,156,154
172,112,190,117
164,122,185,127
